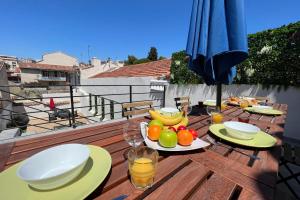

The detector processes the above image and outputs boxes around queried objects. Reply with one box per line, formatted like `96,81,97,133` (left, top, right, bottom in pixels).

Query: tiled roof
19,62,77,72
91,59,171,78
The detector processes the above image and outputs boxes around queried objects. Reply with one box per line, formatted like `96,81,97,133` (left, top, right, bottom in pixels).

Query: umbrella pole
216,83,222,111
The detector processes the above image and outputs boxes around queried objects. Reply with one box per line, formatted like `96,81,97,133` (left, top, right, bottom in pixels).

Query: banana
163,117,189,130
149,110,183,126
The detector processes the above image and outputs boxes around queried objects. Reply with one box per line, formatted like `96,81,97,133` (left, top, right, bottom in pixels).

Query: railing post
94,95,98,116
163,85,166,107
110,100,114,120
101,97,105,120
89,93,92,111
129,85,132,111
69,85,76,128
129,85,132,103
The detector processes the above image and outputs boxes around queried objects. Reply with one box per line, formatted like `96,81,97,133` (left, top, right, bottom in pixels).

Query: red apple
189,129,198,140
177,125,187,131
168,126,177,132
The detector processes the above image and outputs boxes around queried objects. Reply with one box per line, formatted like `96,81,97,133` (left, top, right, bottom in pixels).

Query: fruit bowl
223,121,260,140
16,144,90,190
140,122,210,151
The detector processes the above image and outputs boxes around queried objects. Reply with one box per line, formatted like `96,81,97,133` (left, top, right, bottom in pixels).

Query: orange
211,112,223,124
148,125,161,141
221,104,227,111
239,100,249,109
177,130,193,146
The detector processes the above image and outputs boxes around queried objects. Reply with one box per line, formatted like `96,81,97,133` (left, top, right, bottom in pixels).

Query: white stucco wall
20,68,41,83
39,52,78,66
79,77,164,120
165,84,300,140
0,65,12,130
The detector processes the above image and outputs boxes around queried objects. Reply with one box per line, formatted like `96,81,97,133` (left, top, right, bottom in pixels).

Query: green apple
159,130,177,148
148,120,163,129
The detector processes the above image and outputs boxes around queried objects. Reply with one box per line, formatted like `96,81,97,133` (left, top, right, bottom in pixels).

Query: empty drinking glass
123,120,144,148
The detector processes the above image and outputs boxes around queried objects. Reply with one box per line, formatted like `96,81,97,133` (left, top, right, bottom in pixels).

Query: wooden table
0,104,287,200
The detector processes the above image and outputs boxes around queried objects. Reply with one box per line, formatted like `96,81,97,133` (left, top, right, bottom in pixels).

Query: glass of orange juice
240,100,249,109
128,147,158,189
211,112,224,124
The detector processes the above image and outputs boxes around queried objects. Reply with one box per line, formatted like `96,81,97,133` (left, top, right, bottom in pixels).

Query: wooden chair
174,97,190,110
122,101,153,119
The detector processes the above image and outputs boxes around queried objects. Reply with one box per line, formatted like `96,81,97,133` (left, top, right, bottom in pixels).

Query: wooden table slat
0,103,288,199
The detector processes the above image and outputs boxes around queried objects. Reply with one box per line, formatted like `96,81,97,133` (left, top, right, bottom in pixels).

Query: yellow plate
0,145,111,200
209,124,277,148
244,107,283,115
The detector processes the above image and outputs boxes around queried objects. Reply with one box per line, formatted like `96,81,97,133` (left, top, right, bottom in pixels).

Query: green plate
244,107,283,115
203,100,227,106
209,124,277,148
0,145,112,200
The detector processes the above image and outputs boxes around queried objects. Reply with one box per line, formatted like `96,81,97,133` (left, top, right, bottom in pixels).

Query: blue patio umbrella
186,0,248,108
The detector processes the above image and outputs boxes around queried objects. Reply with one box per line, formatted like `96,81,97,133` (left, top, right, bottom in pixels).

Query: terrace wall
79,77,299,140
165,84,300,140
0,65,12,131
79,77,164,120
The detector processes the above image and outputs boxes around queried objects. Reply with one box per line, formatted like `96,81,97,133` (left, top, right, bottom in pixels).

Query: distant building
18,58,36,63
19,51,80,86
80,57,124,79
91,59,170,79
0,62,12,131
19,62,79,86
38,51,79,66
0,55,21,83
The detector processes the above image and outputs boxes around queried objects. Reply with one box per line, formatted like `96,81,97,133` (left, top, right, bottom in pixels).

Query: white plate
140,122,210,151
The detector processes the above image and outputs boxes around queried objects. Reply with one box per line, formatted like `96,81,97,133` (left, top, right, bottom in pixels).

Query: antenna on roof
87,45,91,63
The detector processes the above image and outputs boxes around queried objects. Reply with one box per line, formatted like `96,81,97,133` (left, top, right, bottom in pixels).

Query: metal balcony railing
37,75,67,81
0,84,166,141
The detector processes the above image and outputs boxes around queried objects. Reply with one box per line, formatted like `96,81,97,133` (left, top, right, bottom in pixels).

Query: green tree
170,51,203,84
133,58,150,64
159,56,166,60
235,21,300,86
125,55,137,65
147,47,158,61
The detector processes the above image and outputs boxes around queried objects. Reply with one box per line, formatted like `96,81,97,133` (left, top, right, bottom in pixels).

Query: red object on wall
49,98,55,110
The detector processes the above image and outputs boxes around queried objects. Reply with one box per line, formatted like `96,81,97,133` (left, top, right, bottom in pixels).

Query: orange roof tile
91,59,171,78
19,62,77,72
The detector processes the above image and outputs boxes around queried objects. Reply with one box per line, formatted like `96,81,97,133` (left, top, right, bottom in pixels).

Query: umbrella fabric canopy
186,0,248,85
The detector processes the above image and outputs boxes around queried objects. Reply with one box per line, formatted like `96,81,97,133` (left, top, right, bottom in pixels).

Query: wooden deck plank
0,142,15,171
239,188,269,200
14,119,129,146
94,156,192,200
143,162,211,200
0,104,288,199
190,150,276,193
188,173,237,200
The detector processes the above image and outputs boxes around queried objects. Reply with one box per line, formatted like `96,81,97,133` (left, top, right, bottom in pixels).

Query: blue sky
0,0,299,62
